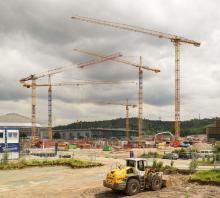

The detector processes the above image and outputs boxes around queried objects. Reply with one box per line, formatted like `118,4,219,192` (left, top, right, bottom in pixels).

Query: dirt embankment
76,174,220,198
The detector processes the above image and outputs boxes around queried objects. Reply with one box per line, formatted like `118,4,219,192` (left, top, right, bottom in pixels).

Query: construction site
1,1,220,198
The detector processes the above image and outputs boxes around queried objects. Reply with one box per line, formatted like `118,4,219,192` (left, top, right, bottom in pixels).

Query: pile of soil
192,143,213,150
77,174,220,198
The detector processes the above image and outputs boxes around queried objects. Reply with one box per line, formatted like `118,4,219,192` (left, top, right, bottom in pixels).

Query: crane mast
86,99,136,140
31,79,36,140
74,48,159,144
24,80,129,140
20,53,121,141
48,75,52,140
138,57,144,143
125,100,129,141
124,99,137,141
174,41,180,138
71,15,200,139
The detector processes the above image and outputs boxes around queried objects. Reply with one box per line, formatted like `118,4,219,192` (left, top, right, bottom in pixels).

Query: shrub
152,159,163,171
0,158,103,170
172,148,186,154
189,159,199,172
206,156,210,163
170,160,174,167
214,141,220,153
140,151,161,158
2,150,9,164
161,165,177,174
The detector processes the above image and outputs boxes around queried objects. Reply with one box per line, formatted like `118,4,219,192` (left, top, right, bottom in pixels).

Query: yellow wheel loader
103,158,170,196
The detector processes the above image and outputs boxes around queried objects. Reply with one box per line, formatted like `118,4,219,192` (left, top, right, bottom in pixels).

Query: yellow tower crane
87,99,136,140
20,52,122,140
71,15,201,139
73,48,160,144
23,80,124,140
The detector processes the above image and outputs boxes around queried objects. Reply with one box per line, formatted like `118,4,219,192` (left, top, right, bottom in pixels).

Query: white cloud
0,0,219,125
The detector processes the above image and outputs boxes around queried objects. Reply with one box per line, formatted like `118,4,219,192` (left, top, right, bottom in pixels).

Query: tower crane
71,15,201,139
20,53,122,140
87,99,136,140
74,48,160,144
23,80,125,140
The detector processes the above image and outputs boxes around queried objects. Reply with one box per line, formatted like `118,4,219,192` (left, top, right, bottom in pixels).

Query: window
8,132,13,138
7,132,18,139
0,132,3,138
126,168,134,174
12,132,18,138
138,161,145,171
126,160,135,167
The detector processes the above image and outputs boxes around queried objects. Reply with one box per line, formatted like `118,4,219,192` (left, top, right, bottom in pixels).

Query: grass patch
0,158,103,170
191,170,220,184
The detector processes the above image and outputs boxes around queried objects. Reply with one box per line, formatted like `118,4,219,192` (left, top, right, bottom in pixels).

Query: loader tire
151,174,162,191
125,178,140,196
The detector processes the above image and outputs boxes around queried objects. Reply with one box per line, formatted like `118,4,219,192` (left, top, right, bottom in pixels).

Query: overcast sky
0,0,219,126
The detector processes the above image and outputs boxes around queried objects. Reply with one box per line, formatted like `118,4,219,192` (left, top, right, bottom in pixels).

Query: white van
197,150,213,158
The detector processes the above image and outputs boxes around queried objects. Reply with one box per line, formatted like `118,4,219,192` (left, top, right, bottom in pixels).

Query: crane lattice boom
74,48,160,73
71,15,200,46
21,52,122,140
72,15,201,139
20,53,122,83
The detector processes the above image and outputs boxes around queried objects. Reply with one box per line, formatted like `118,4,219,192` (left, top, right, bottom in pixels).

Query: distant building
0,113,41,138
206,119,220,141
52,128,138,140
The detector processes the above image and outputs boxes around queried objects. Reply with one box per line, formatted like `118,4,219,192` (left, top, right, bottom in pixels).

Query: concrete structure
52,128,138,140
206,119,220,141
0,113,41,138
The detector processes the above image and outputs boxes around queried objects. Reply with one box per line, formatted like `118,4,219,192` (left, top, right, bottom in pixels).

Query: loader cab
126,158,148,172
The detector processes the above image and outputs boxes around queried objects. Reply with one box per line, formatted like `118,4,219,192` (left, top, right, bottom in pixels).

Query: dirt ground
0,148,219,198
0,166,219,198
77,175,220,198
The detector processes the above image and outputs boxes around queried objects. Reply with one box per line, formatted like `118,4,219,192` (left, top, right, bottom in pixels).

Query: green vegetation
2,150,9,164
162,165,178,174
150,159,178,174
198,156,215,165
54,117,216,136
152,159,163,171
0,158,103,170
53,132,61,139
214,141,220,153
191,170,220,183
189,159,199,172
140,151,161,158
172,148,187,154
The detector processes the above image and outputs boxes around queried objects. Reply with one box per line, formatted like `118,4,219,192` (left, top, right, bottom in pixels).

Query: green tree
214,141,220,153
53,132,61,139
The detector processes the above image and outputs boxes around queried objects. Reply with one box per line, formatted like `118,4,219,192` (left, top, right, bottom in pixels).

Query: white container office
0,128,19,160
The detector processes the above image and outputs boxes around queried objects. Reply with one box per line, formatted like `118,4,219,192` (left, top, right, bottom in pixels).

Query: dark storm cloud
0,0,220,124
0,76,29,101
